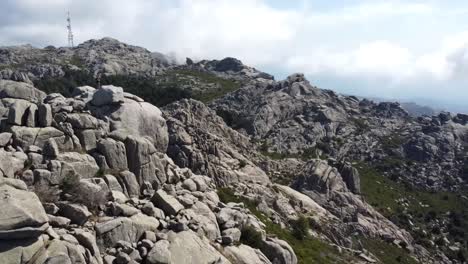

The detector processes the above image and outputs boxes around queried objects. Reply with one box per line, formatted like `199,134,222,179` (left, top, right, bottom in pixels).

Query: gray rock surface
167,230,231,264
0,180,48,239
151,190,184,216
91,85,125,106
0,80,46,103
97,137,128,170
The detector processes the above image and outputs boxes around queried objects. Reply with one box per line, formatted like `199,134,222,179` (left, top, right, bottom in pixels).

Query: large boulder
90,99,168,152
28,239,88,264
261,238,297,264
0,132,12,146
57,202,91,226
0,80,46,103
91,85,124,106
0,179,49,239
37,103,52,127
95,214,159,250
191,201,220,240
125,135,167,186
224,245,272,264
0,236,48,264
10,126,77,151
66,113,100,130
338,162,361,194
167,230,231,264
292,160,348,196
146,240,171,264
0,149,27,178
97,137,128,170
7,99,32,125
57,152,100,178
151,190,184,216
116,170,140,198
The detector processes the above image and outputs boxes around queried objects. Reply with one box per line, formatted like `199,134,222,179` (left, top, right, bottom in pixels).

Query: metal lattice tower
67,11,74,48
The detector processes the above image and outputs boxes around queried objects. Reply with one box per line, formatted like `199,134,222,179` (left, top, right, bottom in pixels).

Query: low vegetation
33,68,241,107
357,163,468,262
217,188,357,263
360,238,419,264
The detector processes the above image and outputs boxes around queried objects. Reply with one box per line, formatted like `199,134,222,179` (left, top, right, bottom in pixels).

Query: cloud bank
1,0,468,111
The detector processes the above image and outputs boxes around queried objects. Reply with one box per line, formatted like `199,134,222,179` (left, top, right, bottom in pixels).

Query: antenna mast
67,11,74,48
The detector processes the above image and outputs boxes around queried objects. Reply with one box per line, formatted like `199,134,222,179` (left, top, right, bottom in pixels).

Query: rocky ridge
0,38,466,263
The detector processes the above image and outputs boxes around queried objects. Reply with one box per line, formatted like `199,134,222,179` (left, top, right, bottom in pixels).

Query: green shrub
240,226,264,249
239,160,247,168
34,183,60,203
291,215,310,240
60,171,80,194
360,238,419,264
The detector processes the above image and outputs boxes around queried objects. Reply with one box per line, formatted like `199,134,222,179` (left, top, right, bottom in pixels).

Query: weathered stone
103,174,124,192
292,160,348,195
91,100,168,152
0,149,27,178
66,113,100,129
7,100,31,125
25,104,37,127
151,190,184,216
75,230,101,258
167,230,231,264
141,202,165,219
47,214,71,227
0,80,46,103
38,103,53,127
43,138,60,158
146,240,171,264
57,152,99,178
222,228,242,243
261,238,297,264
10,126,74,151
57,202,91,226
125,135,166,186
91,85,124,106
43,203,59,215
97,137,128,170
96,214,159,250
0,132,12,147
33,169,52,185
224,245,272,264
117,170,140,198
0,182,49,239
76,129,99,151
0,236,46,264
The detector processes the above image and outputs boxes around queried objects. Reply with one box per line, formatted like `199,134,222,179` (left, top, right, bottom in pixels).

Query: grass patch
360,238,419,264
171,69,241,103
351,117,370,133
381,134,404,150
68,55,86,68
33,68,241,106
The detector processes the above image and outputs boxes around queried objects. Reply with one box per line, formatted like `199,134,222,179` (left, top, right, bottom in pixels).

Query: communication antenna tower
67,11,74,48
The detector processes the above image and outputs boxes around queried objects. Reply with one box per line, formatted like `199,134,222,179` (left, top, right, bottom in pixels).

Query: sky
1,0,468,112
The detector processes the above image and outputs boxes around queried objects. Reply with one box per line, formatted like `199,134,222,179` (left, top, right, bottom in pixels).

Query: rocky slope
0,38,467,264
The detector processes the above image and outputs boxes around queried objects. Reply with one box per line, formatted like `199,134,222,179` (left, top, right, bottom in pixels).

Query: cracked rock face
0,80,299,264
